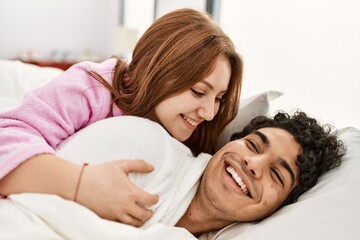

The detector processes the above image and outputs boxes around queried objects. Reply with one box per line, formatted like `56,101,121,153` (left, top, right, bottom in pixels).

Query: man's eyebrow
279,158,296,187
254,130,270,147
254,130,296,187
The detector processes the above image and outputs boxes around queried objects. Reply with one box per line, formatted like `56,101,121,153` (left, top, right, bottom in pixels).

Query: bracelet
74,163,89,202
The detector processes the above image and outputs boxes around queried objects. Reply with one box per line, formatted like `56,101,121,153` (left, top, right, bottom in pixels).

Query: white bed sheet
0,193,196,240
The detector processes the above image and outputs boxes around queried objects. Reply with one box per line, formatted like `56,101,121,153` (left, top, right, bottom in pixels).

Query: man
0,110,345,239
176,110,345,236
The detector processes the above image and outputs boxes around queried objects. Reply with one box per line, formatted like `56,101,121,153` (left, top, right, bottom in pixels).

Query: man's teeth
226,166,249,195
182,115,198,127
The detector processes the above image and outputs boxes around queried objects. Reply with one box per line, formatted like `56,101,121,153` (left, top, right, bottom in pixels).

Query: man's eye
271,168,284,187
247,140,259,153
191,89,204,97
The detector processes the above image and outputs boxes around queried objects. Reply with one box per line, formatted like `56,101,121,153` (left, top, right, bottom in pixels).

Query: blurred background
0,0,359,129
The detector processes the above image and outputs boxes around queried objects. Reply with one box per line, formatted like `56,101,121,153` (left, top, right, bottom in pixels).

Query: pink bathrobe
0,58,123,179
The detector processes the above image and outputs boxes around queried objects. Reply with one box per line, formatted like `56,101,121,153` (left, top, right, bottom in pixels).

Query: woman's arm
0,60,115,178
0,154,79,200
0,153,159,227
0,59,158,226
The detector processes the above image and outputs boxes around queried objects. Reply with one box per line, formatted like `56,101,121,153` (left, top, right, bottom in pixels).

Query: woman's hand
0,155,158,227
75,159,159,227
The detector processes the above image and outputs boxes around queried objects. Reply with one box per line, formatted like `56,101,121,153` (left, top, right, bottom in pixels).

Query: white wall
122,0,206,46
123,0,155,39
156,0,206,18
0,0,119,60
0,0,358,129
220,0,360,129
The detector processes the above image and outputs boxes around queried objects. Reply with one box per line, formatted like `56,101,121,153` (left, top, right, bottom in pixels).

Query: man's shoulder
56,116,190,166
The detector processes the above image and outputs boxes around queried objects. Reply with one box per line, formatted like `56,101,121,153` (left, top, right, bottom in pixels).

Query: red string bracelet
74,163,89,202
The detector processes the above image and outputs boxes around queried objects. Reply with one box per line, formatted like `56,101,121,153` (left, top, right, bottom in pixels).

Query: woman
0,8,243,226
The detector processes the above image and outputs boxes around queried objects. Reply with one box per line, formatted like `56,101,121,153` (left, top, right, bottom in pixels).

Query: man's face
198,127,300,225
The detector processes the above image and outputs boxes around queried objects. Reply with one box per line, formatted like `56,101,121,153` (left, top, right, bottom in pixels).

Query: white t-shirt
56,116,211,226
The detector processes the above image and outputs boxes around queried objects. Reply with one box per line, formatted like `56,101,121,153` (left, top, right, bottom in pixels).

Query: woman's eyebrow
200,80,214,90
200,80,228,93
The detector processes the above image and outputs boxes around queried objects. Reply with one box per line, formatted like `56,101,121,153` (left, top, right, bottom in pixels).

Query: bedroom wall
0,0,205,61
155,0,206,19
0,0,358,129
220,0,360,129
0,0,119,61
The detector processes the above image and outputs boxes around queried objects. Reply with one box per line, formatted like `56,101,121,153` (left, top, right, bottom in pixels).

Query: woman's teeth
226,166,249,195
182,115,198,127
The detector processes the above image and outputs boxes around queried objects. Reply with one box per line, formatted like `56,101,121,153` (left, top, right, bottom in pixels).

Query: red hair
91,8,243,155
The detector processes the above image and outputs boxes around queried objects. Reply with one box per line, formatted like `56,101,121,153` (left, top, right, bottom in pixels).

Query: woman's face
152,55,231,142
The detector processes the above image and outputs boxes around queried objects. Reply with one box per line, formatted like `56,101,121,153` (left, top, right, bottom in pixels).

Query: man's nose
243,155,268,179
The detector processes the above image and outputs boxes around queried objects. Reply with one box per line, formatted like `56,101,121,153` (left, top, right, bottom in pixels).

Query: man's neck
175,194,232,237
175,202,208,237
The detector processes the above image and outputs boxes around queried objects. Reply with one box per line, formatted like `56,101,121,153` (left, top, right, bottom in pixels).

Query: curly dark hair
230,110,346,207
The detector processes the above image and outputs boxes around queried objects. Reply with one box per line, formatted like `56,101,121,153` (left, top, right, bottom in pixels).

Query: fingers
81,160,160,227
128,205,154,224
117,214,146,227
135,189,159,207
120,159,155,174
123,188,158,226
115,202,154,227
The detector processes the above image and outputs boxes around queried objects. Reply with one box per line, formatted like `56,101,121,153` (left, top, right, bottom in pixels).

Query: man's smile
226,165,249,195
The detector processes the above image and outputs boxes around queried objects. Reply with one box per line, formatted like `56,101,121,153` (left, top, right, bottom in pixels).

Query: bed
0,60,359,239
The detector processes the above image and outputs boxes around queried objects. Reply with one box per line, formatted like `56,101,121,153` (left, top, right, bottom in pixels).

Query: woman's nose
197,99,216,121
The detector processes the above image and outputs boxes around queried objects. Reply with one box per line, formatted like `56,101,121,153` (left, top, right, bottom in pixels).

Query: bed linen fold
0,116,209,239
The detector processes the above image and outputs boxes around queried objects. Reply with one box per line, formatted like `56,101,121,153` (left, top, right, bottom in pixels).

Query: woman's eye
215,96,223,103
191,89,204,97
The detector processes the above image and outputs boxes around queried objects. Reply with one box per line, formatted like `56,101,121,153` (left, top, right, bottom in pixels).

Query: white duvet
0,116,211,239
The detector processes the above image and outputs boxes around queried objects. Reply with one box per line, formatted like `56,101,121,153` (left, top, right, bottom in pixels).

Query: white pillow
201,127,360,240
0,97,20,113
216,91,283,150
0,60,63,102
